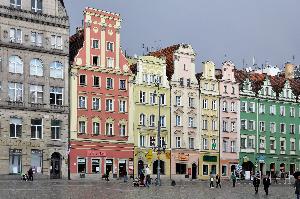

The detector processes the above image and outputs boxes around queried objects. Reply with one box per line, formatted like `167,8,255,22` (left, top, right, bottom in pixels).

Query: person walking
122,169,128,182
105,170,110,181
253,176,260,194
209,173,214,188
231,172,236,187
28,167,33,181
295,175,300,199
145,165,151,187
216,174,221,188
263,175,271,195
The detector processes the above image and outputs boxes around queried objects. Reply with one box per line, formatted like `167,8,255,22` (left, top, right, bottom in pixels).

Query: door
105,159,113,176
192,163,197,179
50,152,61,179
119,160,126,177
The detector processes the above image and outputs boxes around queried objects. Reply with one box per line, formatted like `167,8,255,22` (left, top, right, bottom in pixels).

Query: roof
149,44,180,80
69,29,84,64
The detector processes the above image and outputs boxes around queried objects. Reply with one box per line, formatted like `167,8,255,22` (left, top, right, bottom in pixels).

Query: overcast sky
64,0,300,72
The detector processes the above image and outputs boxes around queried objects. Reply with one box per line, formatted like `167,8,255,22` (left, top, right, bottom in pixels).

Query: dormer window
31,0,42,13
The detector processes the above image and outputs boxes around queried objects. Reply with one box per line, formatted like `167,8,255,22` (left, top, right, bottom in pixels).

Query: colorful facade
197,61,220,179
219,61,240,178
129,56,171,178
69,8,133,179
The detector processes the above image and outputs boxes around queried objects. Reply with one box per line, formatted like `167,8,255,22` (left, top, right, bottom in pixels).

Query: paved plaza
0,178,296,199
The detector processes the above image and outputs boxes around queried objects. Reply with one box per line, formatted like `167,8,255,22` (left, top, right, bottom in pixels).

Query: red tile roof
69,29,84,64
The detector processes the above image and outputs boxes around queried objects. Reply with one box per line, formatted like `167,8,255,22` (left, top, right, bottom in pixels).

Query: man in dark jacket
295,175,300,199
28,168,33,181
263,175,271,195
253,176,260,194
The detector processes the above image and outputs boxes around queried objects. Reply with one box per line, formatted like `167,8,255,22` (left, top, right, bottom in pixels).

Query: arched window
139,114,145,126
9,56,23,74
30,59,43,76
50,61,63,79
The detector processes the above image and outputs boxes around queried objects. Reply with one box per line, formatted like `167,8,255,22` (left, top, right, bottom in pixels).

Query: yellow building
129,56,171,178
197,61,220,179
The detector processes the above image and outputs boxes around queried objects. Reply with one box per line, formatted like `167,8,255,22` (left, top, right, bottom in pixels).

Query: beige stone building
0,0,69,178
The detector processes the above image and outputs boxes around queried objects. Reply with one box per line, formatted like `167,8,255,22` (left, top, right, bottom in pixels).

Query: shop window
77,158,86,173
203,165,208,175
31,149,42,173
211,165,217,175
222,165,227,176
176,163,186,175
92,159,100,173
9,149,22,174
153,160,165,175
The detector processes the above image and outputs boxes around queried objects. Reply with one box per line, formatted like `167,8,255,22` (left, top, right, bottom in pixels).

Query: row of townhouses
0,1,299,180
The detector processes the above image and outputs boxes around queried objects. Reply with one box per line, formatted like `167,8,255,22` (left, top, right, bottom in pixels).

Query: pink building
219,61,240,178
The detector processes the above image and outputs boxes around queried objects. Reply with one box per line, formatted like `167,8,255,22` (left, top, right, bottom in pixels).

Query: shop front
199,153,219,180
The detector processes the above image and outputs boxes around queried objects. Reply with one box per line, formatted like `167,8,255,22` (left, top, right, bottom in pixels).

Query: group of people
137,165,152,187
22,168,34,181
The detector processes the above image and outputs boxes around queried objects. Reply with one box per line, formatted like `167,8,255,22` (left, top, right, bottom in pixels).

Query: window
175,96,181,106
212,139,217,150
291,140,296,151
223,140,228,152
150,93,156,104
107,42,114,51
179,78,184,86
92,98,100,110
119,80,126,90
92,122,100,135
290,124,295,134
79,75,86,86
78,96,86,109
31,149,42,173
50,62,63,79
31,0,42,13
231,122,236,132
189,137,194,149
202,120,208,130
139,114,145,126
10,0,21,9
241,102,247,112
280,123,286,133
50,87,63,105
224,85,227,93
105,99,113,111
77,158,86,173
248,102,255,112
176,137,181,148
159,94,166,105
159,137,165,147
232,87,235,94
79,121,86,134
230,141,236,152
29,85,43,104
176,163,187,175
160,116,166,127
91,159,100,173
92,56,100,66
9,28,22,43
120,124,126,136
222,101,227,112
212,120,217,131
8,82,23,102
203,99,208,109
140,91,146,103
231,102,235,112
202,138,208,150
105,123,113,135
93,76,100,87
241,138,246,149
280,140,285,151
51,120,60,140
189,97,195,108
241,120,247,130
139,135,145,147
248,120,255,131
212,100,217,110
106,78,113,89
280,106,285,116
204,83,208,90
119,100,126,113
107,58,114,68
188,117,194,128
187,79,191,87
150,136,155,146
222,120,228,132
290,107,295,117
211,84,215,91
92,40,99,49
259,121,265,132
9,56,23,74
270,105,276,115
30,59,43,76
149,115,155,127
31,119,42,139
203,165,208,175
248,138,254,149
259,104,265,114
31,32,42,47
270,139,275,150
175,115,181,126
222,165,227,176
270,122,276,133
10,117,22,138
51,35,62,50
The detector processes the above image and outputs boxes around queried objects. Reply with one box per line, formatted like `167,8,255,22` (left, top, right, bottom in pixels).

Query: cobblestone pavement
0,179,296,199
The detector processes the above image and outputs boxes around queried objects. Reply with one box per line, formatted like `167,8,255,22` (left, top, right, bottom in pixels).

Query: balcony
0,101,68,113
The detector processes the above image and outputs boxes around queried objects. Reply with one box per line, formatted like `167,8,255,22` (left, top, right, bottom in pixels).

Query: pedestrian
140,171,145,186
273,173,278,184
28,167,33,181
209,172,214,188
145,165,151,187
253,176,260,194
231,172,236,187
295,175,300,199
122,169,128,182
105,170,109,181
216,174,221,188
263,175,271,195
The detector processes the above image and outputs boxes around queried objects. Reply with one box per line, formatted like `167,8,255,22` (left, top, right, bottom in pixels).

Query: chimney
285,62,294,79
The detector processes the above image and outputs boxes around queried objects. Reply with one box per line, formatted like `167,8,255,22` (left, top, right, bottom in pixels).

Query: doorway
192,163,197,179
105,159,113,175
50,152,61,179
119,160,126,177
290,164,295,174
259,163,265,175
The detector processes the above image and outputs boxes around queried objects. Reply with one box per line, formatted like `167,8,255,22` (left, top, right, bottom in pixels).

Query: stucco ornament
108,29,114,36
93,27,99,33
123,64,129,72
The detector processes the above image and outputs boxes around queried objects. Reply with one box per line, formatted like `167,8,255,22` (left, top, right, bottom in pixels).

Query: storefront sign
145,149,153,161
203,155,217,162
165,151,171,159
87,150,106,157
177,153,189,161
0,139,41,147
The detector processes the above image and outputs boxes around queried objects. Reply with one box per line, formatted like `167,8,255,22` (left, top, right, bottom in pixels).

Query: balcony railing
0,101,68,113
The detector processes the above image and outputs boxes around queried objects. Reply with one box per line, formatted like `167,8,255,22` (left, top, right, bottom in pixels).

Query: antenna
292,55,295,62
242,58,245,68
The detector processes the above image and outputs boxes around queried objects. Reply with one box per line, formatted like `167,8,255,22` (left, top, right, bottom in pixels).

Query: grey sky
64,0,300,72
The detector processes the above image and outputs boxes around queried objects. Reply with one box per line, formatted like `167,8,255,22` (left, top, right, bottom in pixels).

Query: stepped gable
149,44,180,81
69,29,84,64
269,75,286,95
249,73,265,94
